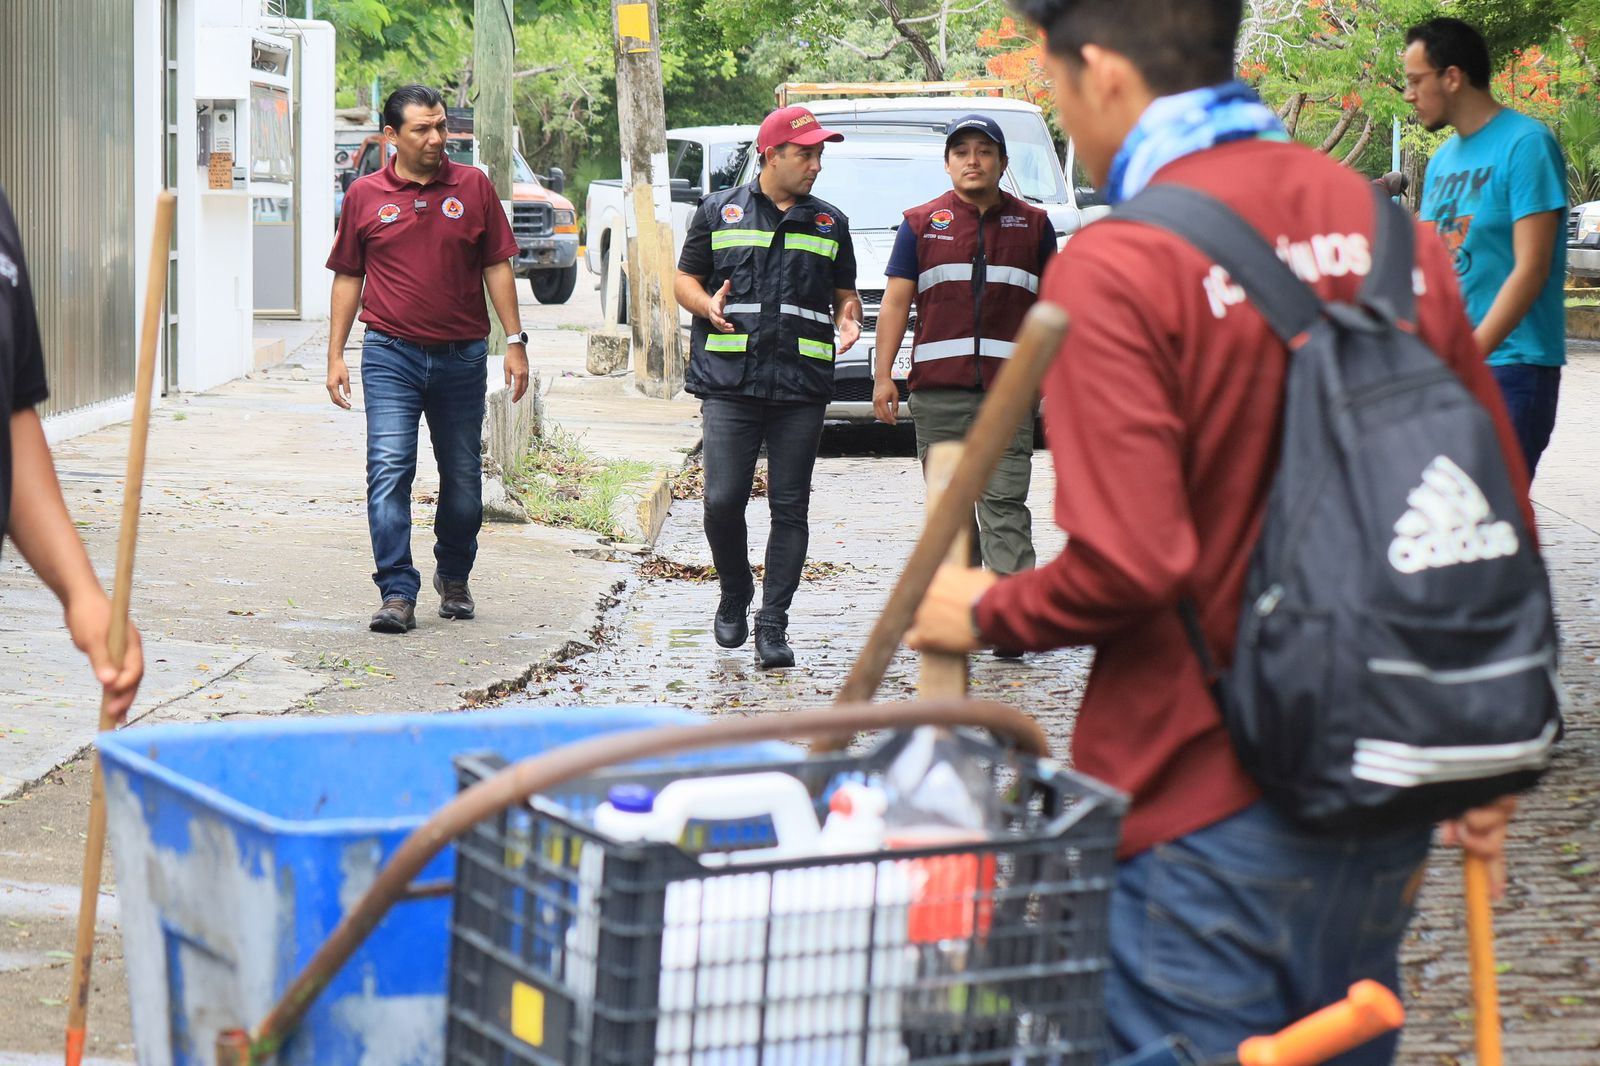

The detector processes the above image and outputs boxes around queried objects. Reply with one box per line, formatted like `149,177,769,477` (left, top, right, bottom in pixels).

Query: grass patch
507,429,652,538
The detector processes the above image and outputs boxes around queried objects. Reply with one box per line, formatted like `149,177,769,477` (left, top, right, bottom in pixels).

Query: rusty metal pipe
221,698,1047,1062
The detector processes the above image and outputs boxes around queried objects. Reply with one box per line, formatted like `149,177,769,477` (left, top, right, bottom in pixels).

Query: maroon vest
903,190,1051,391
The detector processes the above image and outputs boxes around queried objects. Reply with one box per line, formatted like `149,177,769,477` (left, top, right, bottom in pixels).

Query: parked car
340,134,581,303
1568,200,1599,278
730,93,1098,424
584,125,758,322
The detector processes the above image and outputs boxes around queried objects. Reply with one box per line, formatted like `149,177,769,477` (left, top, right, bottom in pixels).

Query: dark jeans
1103,802,1432,1066
699,396,827,627
1491,363,1560,479
361,329,487,604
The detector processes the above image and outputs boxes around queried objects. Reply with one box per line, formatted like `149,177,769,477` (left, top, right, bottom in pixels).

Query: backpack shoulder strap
1358,184,1418,325
1113,183,1322,344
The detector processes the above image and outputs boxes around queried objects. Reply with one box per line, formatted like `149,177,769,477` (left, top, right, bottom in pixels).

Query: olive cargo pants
908,387,1036,576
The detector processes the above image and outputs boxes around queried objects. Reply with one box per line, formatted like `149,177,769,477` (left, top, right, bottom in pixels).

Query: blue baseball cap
944,114,1007,156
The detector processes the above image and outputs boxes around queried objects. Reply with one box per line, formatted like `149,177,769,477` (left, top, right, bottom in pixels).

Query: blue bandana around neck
1105,81,1287,205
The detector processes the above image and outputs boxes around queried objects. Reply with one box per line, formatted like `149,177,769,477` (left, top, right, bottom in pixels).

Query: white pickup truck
1568,200,1599,278
583,125,758,322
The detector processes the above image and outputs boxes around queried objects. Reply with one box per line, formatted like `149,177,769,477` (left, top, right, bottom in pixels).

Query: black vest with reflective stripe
685,180,848,403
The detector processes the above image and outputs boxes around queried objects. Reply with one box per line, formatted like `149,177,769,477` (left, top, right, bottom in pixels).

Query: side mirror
1075,185,1106,208
547,166,566,195
340,171,355,192
669,177,703,205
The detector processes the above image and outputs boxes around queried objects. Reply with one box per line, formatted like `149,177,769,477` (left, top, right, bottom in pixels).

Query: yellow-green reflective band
783,234,840,259
797,337,834,362
710,228,775,250
704,333,749,353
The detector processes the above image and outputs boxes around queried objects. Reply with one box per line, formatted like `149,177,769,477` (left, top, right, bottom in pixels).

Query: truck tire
600,245,629,326
533,264,578,305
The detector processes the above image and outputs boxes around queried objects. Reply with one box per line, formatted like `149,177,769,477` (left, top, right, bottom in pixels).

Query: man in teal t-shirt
1407,16,1566,477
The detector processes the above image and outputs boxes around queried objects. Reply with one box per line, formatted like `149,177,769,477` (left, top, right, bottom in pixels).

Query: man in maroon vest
872,114,1055,657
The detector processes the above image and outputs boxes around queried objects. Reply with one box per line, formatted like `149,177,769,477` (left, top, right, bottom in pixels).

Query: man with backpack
906,1,1556,1061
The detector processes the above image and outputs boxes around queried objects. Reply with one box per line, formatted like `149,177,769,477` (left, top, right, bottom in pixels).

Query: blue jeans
699,396,827,627
1103,802,1432,1066
1490,364,1560,479
360,330,487,604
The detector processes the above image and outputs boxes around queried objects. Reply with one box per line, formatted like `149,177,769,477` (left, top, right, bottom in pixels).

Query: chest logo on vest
814,212,835,234
377,203,401,224
1000,215,1029,229
929,209,955,231
0,252,16,288
721,203,745,224
442,196,465,220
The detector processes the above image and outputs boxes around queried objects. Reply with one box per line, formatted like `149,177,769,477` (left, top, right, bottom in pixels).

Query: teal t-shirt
1420,108,1567,368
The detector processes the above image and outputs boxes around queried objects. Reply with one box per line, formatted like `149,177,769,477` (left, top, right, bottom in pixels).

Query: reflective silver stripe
723,303,762,315
918,263,973,292
986,265,1040,293
1351,721,1558,787
917,263,1040,293
912,337,1018,363
1366,648,1553,685
779,303,832,324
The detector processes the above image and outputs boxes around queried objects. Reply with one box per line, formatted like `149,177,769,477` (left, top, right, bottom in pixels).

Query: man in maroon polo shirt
326,85,529,634
906,1,1525,1060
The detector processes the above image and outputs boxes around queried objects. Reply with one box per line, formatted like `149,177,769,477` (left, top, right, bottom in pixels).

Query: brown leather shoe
433,572,475,620
369,598,416,633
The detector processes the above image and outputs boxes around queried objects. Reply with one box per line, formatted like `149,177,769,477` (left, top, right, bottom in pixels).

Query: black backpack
1115,182,1562,831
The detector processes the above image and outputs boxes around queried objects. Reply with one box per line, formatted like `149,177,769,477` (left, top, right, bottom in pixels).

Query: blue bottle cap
608,783,656,813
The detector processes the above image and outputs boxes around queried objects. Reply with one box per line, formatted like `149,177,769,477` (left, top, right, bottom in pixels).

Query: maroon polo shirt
327,155,519,344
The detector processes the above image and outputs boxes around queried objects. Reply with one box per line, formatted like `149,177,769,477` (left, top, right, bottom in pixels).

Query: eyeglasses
1403,68,1447,91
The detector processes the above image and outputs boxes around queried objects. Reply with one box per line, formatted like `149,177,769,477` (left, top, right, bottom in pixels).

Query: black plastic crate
444,730,1125,1066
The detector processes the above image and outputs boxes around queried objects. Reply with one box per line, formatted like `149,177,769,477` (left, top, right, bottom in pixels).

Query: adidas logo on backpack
1118,183,1561,831
1388,455,1519,574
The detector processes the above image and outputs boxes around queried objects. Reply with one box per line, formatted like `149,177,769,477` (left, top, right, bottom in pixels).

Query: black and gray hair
382,85,446,133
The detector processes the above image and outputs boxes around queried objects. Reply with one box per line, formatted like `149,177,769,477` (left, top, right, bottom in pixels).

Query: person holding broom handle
1,186,144,719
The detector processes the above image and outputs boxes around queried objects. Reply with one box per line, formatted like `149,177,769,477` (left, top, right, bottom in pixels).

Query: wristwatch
506,330,529,346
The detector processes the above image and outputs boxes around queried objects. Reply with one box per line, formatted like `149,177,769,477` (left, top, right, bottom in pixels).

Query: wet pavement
508,408,1600,1064
506,422,1092,739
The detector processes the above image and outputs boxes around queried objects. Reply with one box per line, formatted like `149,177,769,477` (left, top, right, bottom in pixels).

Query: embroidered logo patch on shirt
721,203,745,224
814,212,834,234
0,252,17,288
442,196,465,220
929,209,955,231
377,203,401,224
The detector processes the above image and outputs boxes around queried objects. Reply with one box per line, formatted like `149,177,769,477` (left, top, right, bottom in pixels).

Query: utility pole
612,0,683,397
475,0,514,358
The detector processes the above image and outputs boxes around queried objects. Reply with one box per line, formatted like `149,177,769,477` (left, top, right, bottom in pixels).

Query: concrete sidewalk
0,281,699,799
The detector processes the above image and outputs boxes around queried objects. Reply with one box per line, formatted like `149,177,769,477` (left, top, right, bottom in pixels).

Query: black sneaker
369,598,417,633
433,572,475,620
993,647,1024,660
714,591,753,648
754,623,794,669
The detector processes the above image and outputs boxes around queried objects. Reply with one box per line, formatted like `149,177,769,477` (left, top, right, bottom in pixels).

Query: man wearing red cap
674,106,861,669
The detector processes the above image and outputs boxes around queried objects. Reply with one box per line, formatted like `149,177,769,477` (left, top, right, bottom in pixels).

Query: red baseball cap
757,106,844,155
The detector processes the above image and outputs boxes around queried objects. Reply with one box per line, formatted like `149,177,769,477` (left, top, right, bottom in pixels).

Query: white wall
290,19,337,320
